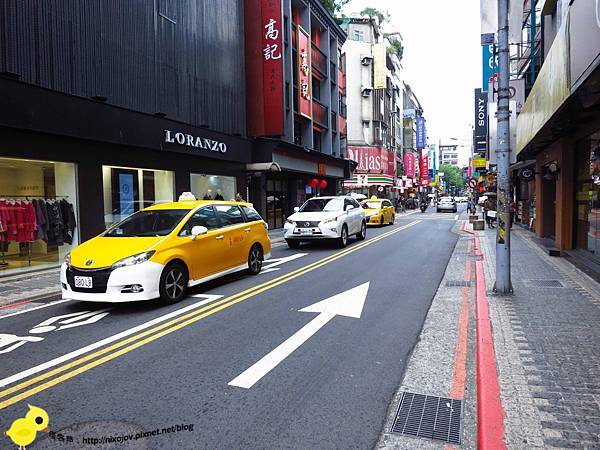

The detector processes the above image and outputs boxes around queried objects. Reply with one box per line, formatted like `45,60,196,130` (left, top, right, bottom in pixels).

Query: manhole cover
391,391,463,445
525,279,564,288
446,280,472,287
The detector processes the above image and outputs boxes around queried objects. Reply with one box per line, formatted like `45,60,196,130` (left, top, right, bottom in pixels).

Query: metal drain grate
525,279,565,288
391,392,463,445
446,280,472,287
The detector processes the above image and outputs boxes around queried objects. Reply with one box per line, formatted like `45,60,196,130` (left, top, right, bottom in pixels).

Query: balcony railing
311,43,327,76
312,99,328,128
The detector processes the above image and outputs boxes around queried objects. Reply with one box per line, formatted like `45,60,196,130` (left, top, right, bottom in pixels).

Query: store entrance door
266,179,287,229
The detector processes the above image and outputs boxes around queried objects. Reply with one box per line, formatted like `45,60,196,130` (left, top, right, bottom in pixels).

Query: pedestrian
466,199,473,215
509,200,516,228
235,193,245,202
483,198,495,228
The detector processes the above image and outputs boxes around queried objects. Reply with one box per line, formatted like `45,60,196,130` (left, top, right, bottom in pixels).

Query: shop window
190,174,235,202
313,130,322,152
0,157,78,275
102,166,174,228
575,131,600,258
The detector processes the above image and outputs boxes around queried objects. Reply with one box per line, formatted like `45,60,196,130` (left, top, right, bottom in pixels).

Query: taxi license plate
74,276,93,289
300,229,313,235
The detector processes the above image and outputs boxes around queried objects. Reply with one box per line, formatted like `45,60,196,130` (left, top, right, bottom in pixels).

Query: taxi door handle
243,227,252,232
215,235,224,240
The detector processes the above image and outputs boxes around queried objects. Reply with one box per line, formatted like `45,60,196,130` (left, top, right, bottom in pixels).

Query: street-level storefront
0,77,251,276
249,140,350,229
343,146,397,200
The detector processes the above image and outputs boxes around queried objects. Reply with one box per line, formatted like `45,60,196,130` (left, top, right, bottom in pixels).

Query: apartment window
353,30,364,42
312,76,320,101
313,130,322,151
294,121,302,146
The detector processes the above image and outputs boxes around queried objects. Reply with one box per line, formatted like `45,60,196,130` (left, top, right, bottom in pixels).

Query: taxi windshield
362,201,382,209
299,198,344,212
105,210,189,237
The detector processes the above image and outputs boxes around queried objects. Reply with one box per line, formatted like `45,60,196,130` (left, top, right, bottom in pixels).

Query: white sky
343,0,481,156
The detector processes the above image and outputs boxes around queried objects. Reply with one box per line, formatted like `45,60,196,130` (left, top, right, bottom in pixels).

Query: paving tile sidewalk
0,268,62,309
480,227,600,449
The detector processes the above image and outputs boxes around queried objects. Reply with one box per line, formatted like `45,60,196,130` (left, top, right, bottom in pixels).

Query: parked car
360,197,395,226
437,197,457,213
61,193,271,304
283,196,366,248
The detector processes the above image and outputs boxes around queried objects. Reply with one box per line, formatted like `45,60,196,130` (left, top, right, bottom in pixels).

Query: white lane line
0,300,72,321
455,214,459,220
0,294,223,389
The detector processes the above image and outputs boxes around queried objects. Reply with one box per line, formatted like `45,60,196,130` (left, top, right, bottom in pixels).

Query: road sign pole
494,0,513,294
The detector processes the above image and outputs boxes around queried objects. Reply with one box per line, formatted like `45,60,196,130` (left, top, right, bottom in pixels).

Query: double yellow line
0,220,420,409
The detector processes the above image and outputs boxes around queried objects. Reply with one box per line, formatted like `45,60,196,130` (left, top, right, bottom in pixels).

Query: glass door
266,179,287,229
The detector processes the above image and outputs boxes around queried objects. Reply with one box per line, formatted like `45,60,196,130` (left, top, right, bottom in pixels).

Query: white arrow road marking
0,335,45,354
260,253,308,274
228,282,370,389
29,309,111,334
0,294,222,387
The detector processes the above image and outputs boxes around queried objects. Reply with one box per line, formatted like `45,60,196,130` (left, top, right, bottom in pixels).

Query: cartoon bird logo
4,404,49,449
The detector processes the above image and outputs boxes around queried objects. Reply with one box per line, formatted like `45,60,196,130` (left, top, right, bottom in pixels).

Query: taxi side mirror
191,225,208,240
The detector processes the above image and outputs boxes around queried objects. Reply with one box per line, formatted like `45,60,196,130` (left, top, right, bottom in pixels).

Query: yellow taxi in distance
360,197,395,226
61,194,271,304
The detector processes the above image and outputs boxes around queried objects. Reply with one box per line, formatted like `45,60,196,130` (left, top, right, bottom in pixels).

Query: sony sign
164,130,227,153
473,88,488,154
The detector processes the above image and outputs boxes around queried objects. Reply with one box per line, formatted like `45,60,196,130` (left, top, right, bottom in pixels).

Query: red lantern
319,179,327,189
308,178,319,188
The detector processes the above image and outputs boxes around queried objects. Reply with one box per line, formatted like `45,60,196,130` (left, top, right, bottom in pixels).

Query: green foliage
360,7,390,25
387,37,403,60
439,164,466,192
321,0,350,15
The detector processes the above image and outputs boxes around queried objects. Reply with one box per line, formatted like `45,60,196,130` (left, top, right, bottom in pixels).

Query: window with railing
313,130,322,152
311,42,327,76
312,99,328,129
331,111,337,132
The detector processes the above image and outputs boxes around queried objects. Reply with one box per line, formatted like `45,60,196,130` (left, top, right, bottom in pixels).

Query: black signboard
474,88,488,154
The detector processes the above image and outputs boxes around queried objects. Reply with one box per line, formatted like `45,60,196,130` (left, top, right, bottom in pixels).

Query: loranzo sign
164,129,227,153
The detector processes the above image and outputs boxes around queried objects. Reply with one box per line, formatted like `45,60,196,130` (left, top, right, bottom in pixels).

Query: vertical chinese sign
261,0,284,135
420,148,429,186
297,25,312,119
373,43,386,89
404,152,415,178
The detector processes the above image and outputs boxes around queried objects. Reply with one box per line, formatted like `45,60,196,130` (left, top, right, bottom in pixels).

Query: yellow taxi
360,197,395,226
61,193,271,304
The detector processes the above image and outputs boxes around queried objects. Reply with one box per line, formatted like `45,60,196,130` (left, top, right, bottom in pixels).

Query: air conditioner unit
361,86,373,97
361,55,373,66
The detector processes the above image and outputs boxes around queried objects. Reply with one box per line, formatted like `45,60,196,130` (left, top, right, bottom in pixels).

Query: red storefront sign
347,146,395,176
404,152,416,178
420,149,429,185
261,0,284,135
297,26,312,119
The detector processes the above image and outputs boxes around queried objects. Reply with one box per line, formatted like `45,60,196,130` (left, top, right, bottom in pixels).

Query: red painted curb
475,259,506,449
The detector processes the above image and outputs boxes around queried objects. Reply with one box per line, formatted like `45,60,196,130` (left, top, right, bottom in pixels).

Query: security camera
361,56,373,65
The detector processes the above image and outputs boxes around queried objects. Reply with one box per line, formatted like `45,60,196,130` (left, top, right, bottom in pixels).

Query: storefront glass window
575,131,600,259
0,157,78,275
190,174,236,201
266,178,287,229
102,166,174,228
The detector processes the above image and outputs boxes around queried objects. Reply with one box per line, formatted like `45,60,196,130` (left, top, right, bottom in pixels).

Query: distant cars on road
437,197,458,213
360,197,395,226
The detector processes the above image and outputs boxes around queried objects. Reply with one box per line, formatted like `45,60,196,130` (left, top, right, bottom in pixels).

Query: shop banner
297,26,312,119
404,151,416,178
373,43,387,89
416,117,426,148
474,88,488,149
420,149,429,184
347,146,395,176
261,0,284,135
482,44,497,91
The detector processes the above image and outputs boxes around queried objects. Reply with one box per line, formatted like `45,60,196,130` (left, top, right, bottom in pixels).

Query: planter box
473,220,485,231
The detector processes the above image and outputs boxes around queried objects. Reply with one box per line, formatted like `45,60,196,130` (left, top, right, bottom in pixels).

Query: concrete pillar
555,140,574,250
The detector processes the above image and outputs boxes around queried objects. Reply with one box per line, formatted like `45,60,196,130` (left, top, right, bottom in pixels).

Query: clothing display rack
0,195,70,268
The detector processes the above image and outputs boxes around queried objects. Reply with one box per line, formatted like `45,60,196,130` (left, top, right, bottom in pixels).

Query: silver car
436,197,457,213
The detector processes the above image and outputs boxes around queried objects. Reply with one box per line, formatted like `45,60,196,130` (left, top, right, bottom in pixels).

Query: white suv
284,196,366,248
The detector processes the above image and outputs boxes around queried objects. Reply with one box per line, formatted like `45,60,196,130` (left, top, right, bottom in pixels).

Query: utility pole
494,0,513,293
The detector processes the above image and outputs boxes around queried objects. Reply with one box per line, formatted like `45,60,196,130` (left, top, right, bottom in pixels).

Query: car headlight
112,251,156,269
64,252,71,267
285,219,295,226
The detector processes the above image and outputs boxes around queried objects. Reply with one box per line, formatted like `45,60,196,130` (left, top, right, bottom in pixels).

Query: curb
0,291,62,310
465,219,506,450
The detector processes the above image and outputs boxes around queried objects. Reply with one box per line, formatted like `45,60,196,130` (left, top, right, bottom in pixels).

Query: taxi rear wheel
247,245,263,275
159,262,188,303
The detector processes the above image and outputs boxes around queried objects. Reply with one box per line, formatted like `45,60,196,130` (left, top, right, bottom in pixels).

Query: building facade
0,0,255,275
401,82,425,197
244,0,350,229
339,18,403,198
514,0,600,270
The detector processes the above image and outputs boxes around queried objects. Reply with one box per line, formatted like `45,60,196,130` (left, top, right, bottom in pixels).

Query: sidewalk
378,220,600,449
0,268,61,310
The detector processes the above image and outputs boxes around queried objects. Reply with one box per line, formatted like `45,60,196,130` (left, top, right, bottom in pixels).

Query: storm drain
390,392,463,445
446,280,472,287
525,279,565,288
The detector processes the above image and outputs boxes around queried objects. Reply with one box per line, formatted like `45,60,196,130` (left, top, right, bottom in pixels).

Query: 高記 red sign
261,0,284,135
297,26,312,119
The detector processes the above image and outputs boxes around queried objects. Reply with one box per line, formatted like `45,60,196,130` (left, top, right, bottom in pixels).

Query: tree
321,0,349,15
360,7,390,26
387,36,403,60
439,164,466,194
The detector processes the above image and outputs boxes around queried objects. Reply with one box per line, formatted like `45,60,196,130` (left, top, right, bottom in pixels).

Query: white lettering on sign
263,43,281,60
300,49,309,76
301,79,310,100
164,130,227,153
478,98,486,126
264,18,279,40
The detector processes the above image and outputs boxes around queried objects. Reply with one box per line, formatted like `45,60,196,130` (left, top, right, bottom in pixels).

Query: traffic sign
468,178,478,189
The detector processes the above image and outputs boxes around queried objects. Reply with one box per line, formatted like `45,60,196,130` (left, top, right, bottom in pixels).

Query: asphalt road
0,205,464,449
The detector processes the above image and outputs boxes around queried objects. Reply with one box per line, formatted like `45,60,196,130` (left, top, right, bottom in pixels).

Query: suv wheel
356,221,366,241
286,239,300,249
337,225,348,248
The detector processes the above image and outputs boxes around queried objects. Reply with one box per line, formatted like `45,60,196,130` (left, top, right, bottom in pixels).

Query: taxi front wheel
159,262,189,303
246,245,263,275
